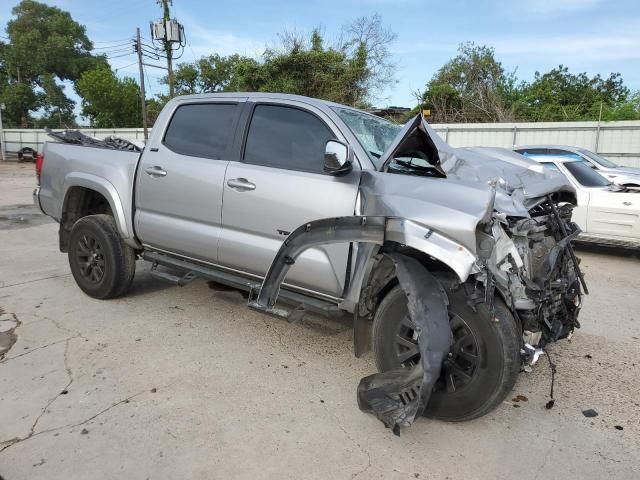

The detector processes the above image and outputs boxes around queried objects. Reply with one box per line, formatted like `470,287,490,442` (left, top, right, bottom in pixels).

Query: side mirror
324,140,352,176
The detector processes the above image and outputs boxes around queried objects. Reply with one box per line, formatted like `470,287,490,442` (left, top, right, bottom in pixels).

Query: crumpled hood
443,146,577,216
360,170,494,252
364,117,577,249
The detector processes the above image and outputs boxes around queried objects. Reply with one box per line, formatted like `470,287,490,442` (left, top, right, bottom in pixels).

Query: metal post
594,102,603,153
162,0,174,97
136,28,149,141
0,103,6,161
512,125,518,147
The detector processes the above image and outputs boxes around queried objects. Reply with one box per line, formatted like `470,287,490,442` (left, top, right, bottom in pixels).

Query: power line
143,64,155,97
91,42,133,51
106,52,135,60
92,37,133,44
115,60,139,72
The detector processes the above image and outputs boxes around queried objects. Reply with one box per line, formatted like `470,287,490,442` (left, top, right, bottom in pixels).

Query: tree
0,0,96,126
76,63,141,128
601,91,640,121
516,66,629,121
168,16,397,107
420,43,515,123
172,54,260,95
340,14,397,104
418,43,635,123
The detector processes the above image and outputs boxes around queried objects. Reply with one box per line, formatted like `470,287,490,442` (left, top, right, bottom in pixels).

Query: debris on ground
582,409,599,418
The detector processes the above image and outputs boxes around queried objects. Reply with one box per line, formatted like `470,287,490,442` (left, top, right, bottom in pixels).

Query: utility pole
135,28,149,141
161,0,174,97
0,103,6,162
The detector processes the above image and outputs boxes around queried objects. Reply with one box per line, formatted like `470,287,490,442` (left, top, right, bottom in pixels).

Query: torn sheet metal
249,215,476,318
248,216,386,317
357,254,452,434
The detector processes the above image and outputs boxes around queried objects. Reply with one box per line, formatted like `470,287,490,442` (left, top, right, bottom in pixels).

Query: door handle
145,166,167,177
623,201,632,206
227,178,256,191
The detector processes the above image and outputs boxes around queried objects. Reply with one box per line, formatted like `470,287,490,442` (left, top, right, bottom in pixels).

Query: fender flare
249,215,477,315
61,172,130,239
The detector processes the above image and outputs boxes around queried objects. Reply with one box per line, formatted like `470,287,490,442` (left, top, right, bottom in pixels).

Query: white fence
431,120,640,167
2,120,640,167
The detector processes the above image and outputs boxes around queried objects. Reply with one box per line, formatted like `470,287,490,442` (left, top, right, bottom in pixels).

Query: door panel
587,190,640,240
219,162,359,296
135,101,242,263
218,102,360,297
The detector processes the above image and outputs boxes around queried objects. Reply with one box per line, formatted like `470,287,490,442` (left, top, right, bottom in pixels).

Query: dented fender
248,215,477,316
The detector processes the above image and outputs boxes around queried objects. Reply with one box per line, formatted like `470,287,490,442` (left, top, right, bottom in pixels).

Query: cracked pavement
0,161,639,479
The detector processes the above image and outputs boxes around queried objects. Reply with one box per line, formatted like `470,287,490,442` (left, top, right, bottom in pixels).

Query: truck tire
372,281,521,421
68,214,136,299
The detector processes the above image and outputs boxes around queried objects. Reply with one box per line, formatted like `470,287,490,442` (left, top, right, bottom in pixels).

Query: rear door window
243,105,335,174
164,103,237,159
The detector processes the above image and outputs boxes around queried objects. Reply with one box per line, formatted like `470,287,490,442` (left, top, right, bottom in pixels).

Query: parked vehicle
514,145,640,188
525,152,640,248
36,93,586,432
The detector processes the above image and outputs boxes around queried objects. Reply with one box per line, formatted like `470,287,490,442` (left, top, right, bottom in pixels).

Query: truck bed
38,141,141,242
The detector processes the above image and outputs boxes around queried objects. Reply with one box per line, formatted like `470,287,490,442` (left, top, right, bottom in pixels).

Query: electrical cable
91,42,132,50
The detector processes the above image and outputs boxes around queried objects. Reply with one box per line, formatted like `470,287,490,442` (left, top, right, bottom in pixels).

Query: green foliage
419,44,635,123
601,91,640,121
168,16,396,108
0,0,96,126
514,66,629,121
172,54,261,95
421,43,515,122
76,63,140,128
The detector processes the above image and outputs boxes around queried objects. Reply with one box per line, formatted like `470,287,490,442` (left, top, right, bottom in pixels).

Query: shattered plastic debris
357,254,452,435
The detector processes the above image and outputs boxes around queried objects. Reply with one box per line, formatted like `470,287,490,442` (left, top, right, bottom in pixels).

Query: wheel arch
59,174,130,252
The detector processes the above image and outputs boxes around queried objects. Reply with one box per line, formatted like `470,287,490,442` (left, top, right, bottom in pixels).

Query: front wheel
372,280,521,421
68,214,136,299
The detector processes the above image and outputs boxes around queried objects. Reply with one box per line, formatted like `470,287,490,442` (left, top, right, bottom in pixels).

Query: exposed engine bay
476,198,585,357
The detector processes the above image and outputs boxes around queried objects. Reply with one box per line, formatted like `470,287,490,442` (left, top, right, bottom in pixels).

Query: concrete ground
0,161,638,479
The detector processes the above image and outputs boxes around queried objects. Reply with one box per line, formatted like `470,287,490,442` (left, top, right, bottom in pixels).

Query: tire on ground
68,214,136,299
372,280,521,421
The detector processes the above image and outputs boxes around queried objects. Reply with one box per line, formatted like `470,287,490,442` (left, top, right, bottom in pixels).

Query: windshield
564,161,611,187
578,149,619,168
332,107,401,168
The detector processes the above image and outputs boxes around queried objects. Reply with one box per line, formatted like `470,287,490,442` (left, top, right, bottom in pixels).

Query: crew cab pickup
36,93,586,431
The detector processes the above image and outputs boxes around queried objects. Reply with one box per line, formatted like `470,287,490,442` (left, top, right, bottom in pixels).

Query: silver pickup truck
36,92,586,432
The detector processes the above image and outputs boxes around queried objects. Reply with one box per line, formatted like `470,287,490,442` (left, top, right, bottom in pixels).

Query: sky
1,0,639,110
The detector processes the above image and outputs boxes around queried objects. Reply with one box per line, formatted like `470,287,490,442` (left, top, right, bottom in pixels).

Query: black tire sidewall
68,215,128,299
373,282,521,421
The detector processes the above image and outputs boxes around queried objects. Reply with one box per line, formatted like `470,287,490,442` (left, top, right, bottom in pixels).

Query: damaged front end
249,118,586,434
476,197,586,362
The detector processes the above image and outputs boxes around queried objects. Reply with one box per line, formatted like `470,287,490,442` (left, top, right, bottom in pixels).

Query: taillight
35,153,44,185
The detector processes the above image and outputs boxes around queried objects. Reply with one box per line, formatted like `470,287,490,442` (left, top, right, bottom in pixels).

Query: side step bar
142,251,345,320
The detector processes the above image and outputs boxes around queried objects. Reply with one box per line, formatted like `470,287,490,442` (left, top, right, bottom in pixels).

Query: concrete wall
2,120,640,166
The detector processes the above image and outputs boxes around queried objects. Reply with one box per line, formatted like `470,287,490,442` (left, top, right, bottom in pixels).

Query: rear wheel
68,214,136,299
372,280,521,421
